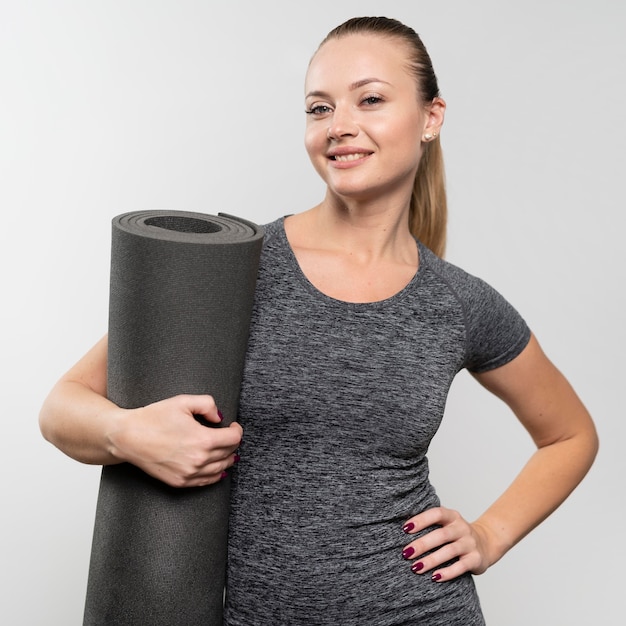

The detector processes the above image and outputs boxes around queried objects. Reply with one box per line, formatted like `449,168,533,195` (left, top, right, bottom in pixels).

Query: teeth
334,153,367,162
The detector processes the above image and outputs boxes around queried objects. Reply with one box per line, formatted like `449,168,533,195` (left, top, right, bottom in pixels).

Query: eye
361,95,384,106
305,104,333,116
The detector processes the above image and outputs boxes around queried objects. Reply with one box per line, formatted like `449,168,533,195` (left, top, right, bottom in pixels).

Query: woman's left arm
402,332,599,581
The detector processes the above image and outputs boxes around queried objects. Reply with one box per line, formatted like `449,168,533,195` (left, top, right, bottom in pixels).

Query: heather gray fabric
225,218,530,625
84,210,264,626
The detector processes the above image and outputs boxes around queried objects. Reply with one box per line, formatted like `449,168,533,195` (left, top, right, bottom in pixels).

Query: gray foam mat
83,210,264,625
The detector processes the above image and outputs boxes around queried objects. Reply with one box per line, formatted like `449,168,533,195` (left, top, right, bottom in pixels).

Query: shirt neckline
276,216,426,310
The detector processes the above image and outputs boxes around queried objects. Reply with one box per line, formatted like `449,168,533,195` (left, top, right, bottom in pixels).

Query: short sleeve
461,276,531,373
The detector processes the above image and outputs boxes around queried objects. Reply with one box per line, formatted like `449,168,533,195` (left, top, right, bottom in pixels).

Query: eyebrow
305,77,391,100
351,77,390,90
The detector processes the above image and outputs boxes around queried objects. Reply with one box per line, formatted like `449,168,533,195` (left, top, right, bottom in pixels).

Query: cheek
304,126,328,175
304,125,324,158
385,118,422,163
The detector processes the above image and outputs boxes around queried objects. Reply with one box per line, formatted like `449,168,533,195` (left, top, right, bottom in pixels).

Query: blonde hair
319,17,447,257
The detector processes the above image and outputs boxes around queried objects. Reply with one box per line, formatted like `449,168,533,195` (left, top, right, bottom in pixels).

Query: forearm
470,334,599,567
473,424,598,566
39,336,242,487
39,380,127,466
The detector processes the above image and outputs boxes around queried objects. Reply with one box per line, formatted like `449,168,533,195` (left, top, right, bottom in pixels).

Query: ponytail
411,137,447,257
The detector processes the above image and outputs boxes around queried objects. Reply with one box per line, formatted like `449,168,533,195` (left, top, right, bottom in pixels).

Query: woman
40,16,598,625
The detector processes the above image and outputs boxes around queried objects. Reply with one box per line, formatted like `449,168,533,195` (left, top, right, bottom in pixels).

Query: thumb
174,393,223,426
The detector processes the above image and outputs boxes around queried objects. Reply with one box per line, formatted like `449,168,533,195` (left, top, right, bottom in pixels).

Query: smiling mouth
331,153,369,162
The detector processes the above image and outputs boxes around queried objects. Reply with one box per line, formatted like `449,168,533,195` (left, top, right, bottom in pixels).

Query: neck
283,192,419,303
308,191,415,262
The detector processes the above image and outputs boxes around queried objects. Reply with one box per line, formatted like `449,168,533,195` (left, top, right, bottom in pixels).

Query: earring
423,132,438,142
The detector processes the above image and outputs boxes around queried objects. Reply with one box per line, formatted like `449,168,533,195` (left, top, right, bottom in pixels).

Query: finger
185,469,229,489
403,506,457,534
168,453,238,488
402,526,458,561
182,425,242,476
407,541,462,575
429,555,476,583
198,421,243,452
189,451,241,488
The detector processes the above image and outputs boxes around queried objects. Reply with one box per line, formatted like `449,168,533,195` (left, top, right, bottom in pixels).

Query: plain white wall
1,1,624,624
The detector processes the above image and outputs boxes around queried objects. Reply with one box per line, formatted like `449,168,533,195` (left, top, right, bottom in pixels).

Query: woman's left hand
401,506,495,582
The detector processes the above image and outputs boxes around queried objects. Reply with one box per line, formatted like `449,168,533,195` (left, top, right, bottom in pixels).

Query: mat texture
83,210,264,626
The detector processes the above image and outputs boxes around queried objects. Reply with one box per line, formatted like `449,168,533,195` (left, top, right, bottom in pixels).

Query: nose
327,105,358,140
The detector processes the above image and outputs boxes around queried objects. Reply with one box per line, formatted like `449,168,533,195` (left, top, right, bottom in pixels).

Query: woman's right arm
39,335,243,488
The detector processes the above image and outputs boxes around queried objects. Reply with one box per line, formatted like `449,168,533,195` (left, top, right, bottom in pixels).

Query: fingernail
218,410,224,421
432,573,442,582
402,547,415,559
403,522,415,533
411,561,424,573
220,471,228,479
234,454,241,463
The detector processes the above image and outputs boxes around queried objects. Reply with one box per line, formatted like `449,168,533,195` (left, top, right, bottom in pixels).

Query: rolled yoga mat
83,210,264,626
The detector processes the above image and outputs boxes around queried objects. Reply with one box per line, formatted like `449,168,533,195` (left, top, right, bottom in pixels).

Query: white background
1,1,624,624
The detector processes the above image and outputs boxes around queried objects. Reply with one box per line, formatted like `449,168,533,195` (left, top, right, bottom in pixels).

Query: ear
422,97,446,141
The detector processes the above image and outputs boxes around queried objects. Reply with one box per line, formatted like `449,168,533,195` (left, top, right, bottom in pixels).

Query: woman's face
304,34,443,205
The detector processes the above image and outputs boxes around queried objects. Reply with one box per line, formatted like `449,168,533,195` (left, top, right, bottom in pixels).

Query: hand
108,394,243,488
401,507,494,582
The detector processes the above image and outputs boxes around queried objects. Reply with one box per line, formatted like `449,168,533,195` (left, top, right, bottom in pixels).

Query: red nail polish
411,561,424,573
234,454,241,463
220,471,228,479
218,410,224,421
402,547,415,559
403,522,415,533
432,573,442,582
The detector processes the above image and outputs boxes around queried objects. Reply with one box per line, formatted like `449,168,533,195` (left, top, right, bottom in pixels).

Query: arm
401,333,598,581
39,335,243,488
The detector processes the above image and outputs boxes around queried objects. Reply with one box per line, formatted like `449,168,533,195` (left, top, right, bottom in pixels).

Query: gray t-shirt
225,218,530,625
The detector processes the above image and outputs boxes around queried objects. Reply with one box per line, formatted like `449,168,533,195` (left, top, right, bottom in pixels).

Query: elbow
586,420,600,468
569,415,600,480
38,386,65,449
38,397,57,446
580,405,600,466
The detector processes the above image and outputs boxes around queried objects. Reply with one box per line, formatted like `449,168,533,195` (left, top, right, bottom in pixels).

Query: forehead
305,34,412,92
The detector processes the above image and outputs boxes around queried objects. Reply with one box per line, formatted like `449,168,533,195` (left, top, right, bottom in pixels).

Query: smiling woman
296,27,445,303
38,15,598,626
303,21,447,261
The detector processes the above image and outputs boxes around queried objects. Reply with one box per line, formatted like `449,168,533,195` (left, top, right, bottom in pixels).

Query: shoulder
261,216,287,238
418,243,531,373
254,217,290,281
261,217,284,237
258,217,286,253
418,243,496,302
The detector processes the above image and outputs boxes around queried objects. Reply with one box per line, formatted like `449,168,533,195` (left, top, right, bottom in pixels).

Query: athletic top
224,218,530,625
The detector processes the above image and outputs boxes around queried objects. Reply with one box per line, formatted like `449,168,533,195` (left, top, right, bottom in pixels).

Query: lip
326,146,373,167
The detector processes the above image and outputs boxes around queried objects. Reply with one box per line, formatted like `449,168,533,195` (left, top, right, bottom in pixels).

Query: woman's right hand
39,336,243,488
109,394,243,488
